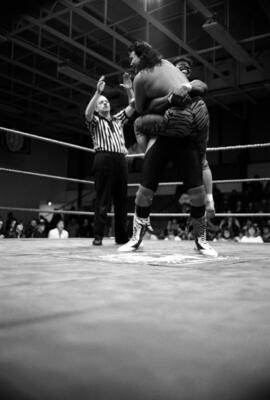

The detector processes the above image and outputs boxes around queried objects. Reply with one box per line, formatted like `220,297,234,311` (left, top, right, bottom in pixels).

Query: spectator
48,219,69,239
66,216,80,238
206,218,219,241
33,220,47,238
16,221,25,238
219,212,241,237
262,225,270,243
5,212,16,232
240,225,263,243
166,218,180,237
25,218,38,238
214,227,234,242
39,216,49,236
48,213,62,231
5,218,18,238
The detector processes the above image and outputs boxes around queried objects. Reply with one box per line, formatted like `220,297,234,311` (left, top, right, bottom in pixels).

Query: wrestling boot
146,219,155,235
192,215,218,257
118,214,148,252
92,237,102,246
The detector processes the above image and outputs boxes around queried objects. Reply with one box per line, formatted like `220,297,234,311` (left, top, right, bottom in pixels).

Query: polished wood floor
1,238,270,400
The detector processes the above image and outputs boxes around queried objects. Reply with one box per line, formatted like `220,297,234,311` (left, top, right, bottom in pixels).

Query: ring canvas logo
99,253,229,266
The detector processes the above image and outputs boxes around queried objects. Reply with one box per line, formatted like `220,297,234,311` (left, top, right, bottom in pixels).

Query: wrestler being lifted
118,41,217,257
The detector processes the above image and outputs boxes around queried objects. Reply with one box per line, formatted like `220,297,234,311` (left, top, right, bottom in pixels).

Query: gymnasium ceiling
0,0,270,139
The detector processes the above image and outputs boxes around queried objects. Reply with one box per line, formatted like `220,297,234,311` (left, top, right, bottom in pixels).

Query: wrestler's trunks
162,97,209,139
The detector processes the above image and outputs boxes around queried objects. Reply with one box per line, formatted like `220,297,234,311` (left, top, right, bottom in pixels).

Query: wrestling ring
0,126,270,400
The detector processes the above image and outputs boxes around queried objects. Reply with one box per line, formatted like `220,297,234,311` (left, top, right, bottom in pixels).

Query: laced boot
146,218,155,235
118,214,148,252
192,215,218,257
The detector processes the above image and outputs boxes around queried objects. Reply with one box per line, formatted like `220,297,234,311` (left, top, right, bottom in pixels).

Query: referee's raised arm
85,76,105,122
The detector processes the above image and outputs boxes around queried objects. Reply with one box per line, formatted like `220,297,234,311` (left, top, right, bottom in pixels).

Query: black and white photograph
0,0,270,399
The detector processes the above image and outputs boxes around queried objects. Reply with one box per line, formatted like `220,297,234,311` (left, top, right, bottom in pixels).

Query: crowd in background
1,179,270,243
161,179,270,243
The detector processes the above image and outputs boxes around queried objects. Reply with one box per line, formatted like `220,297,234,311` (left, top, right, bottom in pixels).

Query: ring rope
1,126,270,157
0,206,269,219
0,167,94,185
0,127,94,154
126,141,270,158
129,177,270,187
206,143,270,152
1,167,269,187
209,178,270,184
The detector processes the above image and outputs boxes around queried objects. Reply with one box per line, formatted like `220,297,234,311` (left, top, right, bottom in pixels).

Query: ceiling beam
69,0,245,116
0,71,81,118
8,0,125,73
0,68,79,107
0,86,84,134
60,0,132,46
2,29,115,93
12,8,69,35
122,0,256,104
187,0,214,19
25,15,125,73
0,54,89,97
189,0,267,75
3,33,63,64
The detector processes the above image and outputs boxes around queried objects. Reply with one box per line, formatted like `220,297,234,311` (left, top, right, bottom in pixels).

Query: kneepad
188,185,205,207
135,185,154,207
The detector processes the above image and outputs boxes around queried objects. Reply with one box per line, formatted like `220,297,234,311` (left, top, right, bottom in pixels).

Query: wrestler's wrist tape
167,83,192,104
182,82,192,92
167,93,173,104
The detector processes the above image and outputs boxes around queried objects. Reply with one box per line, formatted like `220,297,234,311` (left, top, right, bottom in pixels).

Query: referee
85,75,135,246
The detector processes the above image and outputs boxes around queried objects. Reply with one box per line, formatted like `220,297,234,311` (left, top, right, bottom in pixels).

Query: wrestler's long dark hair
128,41,162,73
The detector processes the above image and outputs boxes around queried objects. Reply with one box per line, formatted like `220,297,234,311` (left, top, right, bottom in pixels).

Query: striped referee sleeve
114,109,128,125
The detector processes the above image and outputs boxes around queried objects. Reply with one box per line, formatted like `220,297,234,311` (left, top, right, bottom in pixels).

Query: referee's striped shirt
85,109,128,154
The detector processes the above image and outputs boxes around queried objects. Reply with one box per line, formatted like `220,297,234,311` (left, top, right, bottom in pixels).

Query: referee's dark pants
92,152,128,243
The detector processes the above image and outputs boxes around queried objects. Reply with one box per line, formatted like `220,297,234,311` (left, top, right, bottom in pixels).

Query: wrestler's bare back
134,59,189,113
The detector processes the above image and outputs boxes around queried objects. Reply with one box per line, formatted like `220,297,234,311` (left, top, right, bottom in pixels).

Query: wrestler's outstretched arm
120,72,136,118
120,72,134,102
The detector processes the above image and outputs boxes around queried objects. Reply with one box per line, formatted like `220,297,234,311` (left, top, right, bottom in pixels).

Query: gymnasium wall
0,137,68,222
